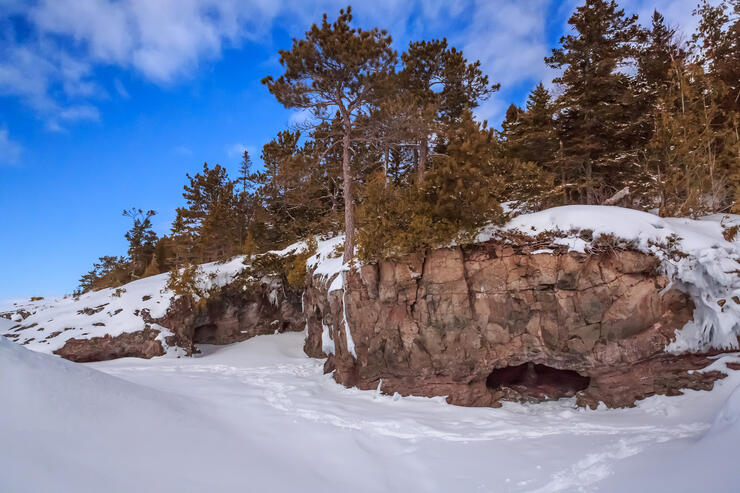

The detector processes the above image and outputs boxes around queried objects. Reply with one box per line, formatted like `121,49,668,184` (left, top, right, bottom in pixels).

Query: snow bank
0,256,251,355
0,336,319,493
477,206,740,353
0,234,350,358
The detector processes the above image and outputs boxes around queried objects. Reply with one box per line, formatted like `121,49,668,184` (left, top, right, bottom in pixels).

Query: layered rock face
152,275,304,355
305,241,725,408
54,328,164,362
49,275,304,361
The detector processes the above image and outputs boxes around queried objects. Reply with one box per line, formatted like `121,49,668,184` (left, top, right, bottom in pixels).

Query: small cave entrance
486,362,590,400
192,323,219,344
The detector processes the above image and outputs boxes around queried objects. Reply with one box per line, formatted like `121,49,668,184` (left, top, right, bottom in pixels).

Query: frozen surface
2,333,739,492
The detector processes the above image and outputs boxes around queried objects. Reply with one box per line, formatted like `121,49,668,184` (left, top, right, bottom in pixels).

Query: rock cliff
152,275,304,355
304,240,726,408
45,275,304,361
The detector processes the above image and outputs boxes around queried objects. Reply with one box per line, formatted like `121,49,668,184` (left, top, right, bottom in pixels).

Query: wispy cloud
173,145,193,156
226,143,256,159
0,127,22,166
114,79,130,99
1,0,703,132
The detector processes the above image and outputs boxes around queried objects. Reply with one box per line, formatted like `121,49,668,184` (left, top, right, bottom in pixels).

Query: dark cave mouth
193,323,219,344
486,362,590,399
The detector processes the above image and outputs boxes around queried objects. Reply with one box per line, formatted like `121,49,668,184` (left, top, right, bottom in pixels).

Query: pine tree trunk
383,146,389,182
417,137,428,186
342,116,354,263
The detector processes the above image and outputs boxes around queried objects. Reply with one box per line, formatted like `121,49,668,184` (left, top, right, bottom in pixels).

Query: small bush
723,224,739,242
165,264,204,299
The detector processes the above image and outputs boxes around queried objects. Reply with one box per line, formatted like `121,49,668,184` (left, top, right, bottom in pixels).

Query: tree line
77,0,740,294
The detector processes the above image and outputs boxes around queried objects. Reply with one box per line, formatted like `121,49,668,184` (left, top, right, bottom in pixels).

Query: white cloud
174,145,193,156
456,0,551,123
58,105,101,122
28,0,282,84
623,0,704,36
114,79,130,99
0,127,22,166
227,143,256,158
2,0,705,132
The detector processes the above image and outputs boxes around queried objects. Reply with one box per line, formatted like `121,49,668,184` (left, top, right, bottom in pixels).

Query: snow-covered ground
4,206,740,491
2,332,739,492
0,256,250,354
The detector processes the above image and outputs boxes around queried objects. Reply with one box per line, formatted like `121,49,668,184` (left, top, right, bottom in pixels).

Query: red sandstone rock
305,242,728,408
54,328,164,362
152,275,304,356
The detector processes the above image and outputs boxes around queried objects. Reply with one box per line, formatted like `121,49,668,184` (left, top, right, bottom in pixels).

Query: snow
341,276,357,358
0,234,349,356
321,319,335,355
307,234,347,289
2,333,740,492
476,206,740,352
0,256,252,354
4,205,740,490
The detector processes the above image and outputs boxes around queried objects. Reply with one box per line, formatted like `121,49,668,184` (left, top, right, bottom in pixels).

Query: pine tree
123,208,157,279
638,10,686,98
643,62,731,215
171,163,239,264
262,6,396,262
546,0,644,204
693,0,740,115
397,39,499,184
501,83,557,167
693,0,740,208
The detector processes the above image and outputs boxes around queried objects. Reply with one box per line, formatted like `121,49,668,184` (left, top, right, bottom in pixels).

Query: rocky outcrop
152,275,304,355
54,328,164,362
305,241,728,408
38,274,305,362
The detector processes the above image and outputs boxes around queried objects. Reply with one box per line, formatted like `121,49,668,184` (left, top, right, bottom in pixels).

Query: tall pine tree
546,0,644,204
262,7,396,262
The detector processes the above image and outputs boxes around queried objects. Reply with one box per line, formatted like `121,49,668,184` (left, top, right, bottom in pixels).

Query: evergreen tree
397,39,499,184
501,83,557,167
123,208,157,279
262,6,396,262
643,62,732,215
693,0,740,115
171,163,240,264
638,10,686,97
546,0,644,204
693,0,740,207
76,256,129,294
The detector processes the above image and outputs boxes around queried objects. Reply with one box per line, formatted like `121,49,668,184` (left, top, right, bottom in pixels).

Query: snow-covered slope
2,333,739,492
0,256,250,354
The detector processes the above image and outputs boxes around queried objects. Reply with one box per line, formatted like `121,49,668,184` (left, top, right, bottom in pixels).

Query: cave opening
192,323,219,344
486,362,590,399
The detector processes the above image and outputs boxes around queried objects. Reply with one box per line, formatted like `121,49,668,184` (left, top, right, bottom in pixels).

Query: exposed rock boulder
152,275,304,355
305,241,727,408
54,328,164,362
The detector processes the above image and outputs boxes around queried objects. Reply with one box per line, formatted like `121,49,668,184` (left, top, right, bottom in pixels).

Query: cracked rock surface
305,241,726,408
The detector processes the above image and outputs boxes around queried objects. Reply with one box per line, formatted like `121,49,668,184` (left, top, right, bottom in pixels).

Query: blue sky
0,0,700,299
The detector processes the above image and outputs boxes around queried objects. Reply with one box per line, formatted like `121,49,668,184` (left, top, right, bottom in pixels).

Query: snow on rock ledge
483,206,740,352
0,254,304,360
306,206,740,408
